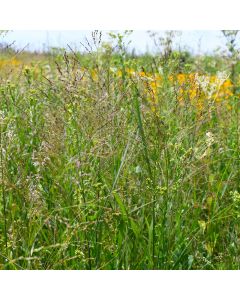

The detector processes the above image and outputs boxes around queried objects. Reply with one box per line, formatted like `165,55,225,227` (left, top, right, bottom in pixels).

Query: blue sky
1,30,230,54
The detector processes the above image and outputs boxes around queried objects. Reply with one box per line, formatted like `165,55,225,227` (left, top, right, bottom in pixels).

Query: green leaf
113,192,128,222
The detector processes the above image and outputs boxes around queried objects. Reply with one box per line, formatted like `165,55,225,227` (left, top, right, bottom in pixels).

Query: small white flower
195,73,210,94
110,67,117,73
206,131,215,147
135,165,142,174
216,71,230,86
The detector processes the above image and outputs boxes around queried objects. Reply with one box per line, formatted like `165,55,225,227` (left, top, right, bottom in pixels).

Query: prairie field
0,31,240,269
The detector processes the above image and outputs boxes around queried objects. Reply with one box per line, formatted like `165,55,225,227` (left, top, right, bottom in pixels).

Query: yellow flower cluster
91,67,234,112
174,73,233,102
0,58,21,69
129,71,234,111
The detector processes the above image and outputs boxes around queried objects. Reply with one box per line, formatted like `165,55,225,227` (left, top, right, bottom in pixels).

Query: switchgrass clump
0,31,240,269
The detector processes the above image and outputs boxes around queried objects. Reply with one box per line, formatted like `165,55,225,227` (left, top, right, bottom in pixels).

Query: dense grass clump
0,35,240,269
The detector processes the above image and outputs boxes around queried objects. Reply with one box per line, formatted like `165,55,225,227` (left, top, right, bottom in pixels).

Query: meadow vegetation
0,31,240,269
